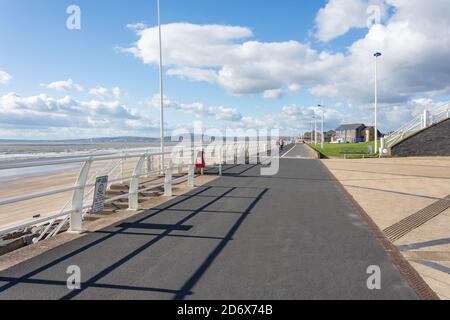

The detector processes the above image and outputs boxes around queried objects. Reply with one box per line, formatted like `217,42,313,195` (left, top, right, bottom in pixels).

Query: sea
0,141,179,182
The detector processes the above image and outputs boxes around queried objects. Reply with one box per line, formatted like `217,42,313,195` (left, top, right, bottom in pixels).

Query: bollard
219,163,223,176
164,165,173,197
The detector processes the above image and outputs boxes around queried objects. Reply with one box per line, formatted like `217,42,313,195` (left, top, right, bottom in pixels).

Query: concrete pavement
323,157,450,299
0,156,421,300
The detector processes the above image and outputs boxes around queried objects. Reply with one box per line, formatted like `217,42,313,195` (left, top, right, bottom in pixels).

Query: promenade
0,148,424,300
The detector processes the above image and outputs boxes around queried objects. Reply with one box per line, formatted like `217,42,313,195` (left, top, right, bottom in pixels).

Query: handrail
0,151,172,171
36,158,124,242
0,141,273,239
385,101,450,147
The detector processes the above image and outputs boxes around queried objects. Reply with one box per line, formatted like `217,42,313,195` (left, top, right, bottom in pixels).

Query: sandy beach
0,155,170,231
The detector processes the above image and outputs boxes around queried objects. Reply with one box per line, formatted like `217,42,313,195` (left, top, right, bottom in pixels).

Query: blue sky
0,0,449,139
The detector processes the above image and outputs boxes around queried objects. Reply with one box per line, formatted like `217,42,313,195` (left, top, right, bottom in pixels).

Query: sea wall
390,118,450,157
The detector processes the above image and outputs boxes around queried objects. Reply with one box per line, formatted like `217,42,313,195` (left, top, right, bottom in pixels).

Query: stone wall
390,118,450,157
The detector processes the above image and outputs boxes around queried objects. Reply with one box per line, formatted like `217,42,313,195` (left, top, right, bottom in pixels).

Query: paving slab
323,157,450,299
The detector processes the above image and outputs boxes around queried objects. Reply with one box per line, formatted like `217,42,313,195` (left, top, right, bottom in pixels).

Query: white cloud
126,22,148,31
310,0,450,104
89,86,124,99
0,69,12,84
263,89,285,100
123,23,339,97
314,0,387,42
123,1,450,109
89,86,109,98
0,92,156,134
147,94,345,133
43,79,84,92
111,87,123,98
150,94,243,122
263,84,302,100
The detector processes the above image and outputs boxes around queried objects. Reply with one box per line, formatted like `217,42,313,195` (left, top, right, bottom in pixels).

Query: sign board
92,176,108,213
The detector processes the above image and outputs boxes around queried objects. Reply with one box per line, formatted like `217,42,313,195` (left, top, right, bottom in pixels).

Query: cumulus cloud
263,89,285,100
89,86,123,99
146,94,349,133
126,22,148,31
0,92,156,133
122,23,342,98
210,103,348,134
43,79,84,92
310,0,450,104
150,94,243,122
314,0,387,42
0,69,12,84
122,1,450,108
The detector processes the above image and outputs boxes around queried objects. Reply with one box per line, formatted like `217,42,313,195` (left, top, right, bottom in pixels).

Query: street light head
374,52,382,57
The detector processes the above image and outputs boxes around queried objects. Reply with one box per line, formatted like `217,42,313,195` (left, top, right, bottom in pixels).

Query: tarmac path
0,149,419,300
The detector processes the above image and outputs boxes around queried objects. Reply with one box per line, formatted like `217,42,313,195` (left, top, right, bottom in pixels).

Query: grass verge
308,141,379,159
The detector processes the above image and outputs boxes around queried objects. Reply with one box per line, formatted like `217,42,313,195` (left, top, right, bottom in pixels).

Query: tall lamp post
318,105,325,149
157,0,165,171
314,114,317,145
374,52,382,154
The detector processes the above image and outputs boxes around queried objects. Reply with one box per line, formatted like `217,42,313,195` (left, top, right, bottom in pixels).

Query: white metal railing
32,158,124,243
385,102,450,148
0,140,278,241
0,151,176,237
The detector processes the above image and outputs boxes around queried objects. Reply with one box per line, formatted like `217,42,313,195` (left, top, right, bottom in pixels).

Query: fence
0,140,278,243
385,102,450,148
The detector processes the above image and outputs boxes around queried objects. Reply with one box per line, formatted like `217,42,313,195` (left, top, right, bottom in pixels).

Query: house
325,130,336,143
304,131,325,143
364,127,383,142
335,124,367,143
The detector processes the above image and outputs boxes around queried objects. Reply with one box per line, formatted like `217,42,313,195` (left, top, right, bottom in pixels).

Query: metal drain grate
384,195,450,243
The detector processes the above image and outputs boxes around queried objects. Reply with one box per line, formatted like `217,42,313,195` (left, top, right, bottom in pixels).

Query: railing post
423,110,429,128
164,161,173,197
69,159,92,233
178,149,184,175
129,156,145,211
234,139,238,165
245,138,249,165
188,164,195,188
120,152,125,184
257,138,260,165
146,154,153,178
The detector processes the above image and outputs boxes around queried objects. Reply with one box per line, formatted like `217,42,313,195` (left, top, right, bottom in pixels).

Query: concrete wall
390,118,450,157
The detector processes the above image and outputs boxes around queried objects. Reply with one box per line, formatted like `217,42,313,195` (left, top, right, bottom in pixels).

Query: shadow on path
0,165,268,300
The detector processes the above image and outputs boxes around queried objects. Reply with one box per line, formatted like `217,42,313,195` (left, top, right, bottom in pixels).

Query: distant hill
0,137,171,144
0,134,288,145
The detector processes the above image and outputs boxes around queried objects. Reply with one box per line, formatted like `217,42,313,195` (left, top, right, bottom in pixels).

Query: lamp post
374,52,382,154
314,114,317,145
318,105,325,149
157,0,165,171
